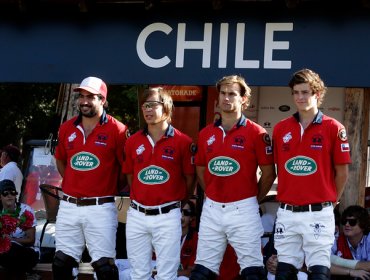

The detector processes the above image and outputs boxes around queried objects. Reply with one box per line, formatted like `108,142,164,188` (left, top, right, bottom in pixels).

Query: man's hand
266,254,278,274
356,261,370,272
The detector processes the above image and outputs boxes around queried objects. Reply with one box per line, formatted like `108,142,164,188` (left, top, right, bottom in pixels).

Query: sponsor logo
136,144,145,155
68,132,77,142
208,156,240,176
266,146,272,155
263,121,271,128
275,222,285,239
207,135,215,145
328,107,340,111
311,134,323,149
285,156,317,176
138,165,169,185
279,105,291,112
263,133,271,145
95,133,108,146
232,136,245,150
338,128,348,141
283,132,292,144
310,222,325,240
162,146,175,160
70,152,100,171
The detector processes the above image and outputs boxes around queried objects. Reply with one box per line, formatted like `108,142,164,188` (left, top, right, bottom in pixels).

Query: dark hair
288,68,327,106
2,144,21,162
342,205,370,234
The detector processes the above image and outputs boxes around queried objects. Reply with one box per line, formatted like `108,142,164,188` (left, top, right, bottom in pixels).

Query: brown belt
62,195,114,206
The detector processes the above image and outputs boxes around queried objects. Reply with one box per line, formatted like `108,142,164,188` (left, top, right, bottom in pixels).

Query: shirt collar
214,114,247,128
73,110,108,126
142,124,175,137
293,110,324,124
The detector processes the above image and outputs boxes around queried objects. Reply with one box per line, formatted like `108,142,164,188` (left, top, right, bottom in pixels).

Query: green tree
106,84,142,134
0,83,60,149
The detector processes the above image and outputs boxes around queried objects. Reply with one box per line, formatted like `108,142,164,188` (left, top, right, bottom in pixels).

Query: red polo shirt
273,111,351,205
55,111,129,197
122,125,195,206
195,115,274,203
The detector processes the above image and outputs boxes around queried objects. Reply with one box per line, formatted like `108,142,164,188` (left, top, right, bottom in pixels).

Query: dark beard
79,105,97,118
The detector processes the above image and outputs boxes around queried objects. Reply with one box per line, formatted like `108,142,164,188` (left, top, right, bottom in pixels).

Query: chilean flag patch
341,143,350,152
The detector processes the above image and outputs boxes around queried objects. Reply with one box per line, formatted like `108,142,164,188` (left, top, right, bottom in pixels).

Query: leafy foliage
0,83,60,148
106,84,142,134
0,83,142,149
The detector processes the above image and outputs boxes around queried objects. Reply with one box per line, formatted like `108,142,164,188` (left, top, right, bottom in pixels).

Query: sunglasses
182,209,192,217
341,218,358,226
141,101,164,110
1,190,18,197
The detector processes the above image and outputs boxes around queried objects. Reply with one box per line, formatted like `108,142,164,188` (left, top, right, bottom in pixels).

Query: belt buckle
76,198,83,207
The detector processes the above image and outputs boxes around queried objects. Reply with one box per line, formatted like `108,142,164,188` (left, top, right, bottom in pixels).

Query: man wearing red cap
53,76,130,280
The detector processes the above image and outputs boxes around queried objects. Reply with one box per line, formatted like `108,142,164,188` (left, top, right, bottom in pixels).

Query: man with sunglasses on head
122,87,195,280
331,205,370,280
54,76,130,280
272,69,352,280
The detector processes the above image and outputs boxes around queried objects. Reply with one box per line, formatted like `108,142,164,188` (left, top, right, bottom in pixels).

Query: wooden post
341,88,370,211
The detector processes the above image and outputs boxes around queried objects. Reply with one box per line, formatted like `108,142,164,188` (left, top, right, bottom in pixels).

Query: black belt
280,202,332,212
130,201,180,216
62,195,115,206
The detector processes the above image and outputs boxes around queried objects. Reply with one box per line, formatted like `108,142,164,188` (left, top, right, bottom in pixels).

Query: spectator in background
331,205,370,279
0,179,39,279
0,144,23,200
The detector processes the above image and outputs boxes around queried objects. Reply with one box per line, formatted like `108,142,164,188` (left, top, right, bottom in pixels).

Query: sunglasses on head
1,190,18,197
341,218,358,226
182,209,192,216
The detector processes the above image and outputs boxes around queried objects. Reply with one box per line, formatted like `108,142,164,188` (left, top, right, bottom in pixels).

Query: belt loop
158,206,162,214
309,204,312,212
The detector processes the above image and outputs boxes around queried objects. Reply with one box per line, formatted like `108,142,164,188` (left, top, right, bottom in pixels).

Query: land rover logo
138,165,169,185
285,156,317,176
208,156,240,176
70,152,100,171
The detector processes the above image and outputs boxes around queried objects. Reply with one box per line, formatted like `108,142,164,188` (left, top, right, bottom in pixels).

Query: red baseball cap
74,77,108,100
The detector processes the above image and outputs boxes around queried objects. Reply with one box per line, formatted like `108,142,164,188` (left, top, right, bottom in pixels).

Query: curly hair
288,68,327,106
341,205,370,235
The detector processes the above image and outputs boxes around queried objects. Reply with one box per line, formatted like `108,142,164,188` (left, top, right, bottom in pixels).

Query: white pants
55,200,118,262
274,205,335,269
195,197,264,274
126,203,182,280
